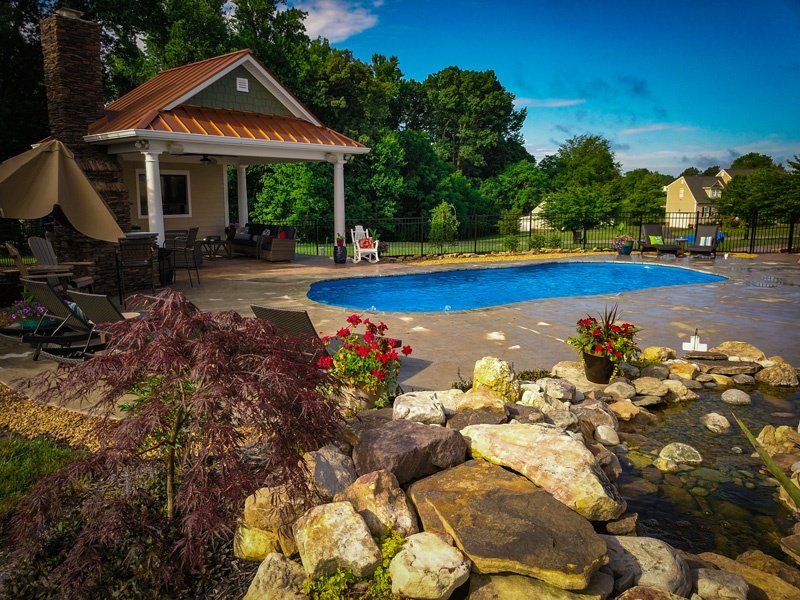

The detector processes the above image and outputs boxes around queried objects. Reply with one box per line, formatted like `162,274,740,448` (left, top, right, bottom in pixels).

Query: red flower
320,335,331,344
388,350,399,361
337,328,351,338
356,345,370,358
614,351,623,359
347,314,362,326
377,352,390,364
388,338,399,348
317,355,333,369
378,321,388,333
401,345,412,356
371,369,386,382
591,329,601,337
363,330,375,343
594,345,603,354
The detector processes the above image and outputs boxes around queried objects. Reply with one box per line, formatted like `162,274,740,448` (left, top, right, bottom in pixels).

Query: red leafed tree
8,290,342,597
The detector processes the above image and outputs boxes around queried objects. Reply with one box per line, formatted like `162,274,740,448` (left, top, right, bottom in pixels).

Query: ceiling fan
200,154,214,165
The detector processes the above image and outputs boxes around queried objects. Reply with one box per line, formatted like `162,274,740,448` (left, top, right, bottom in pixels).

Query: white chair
351,226,379,263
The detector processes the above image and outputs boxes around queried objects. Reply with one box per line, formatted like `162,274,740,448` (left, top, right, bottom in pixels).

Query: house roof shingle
682,175,723,203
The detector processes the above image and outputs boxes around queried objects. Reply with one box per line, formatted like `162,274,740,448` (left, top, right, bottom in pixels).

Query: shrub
428,201,460,254
304,569,359,600
528,233,547,250
502,235,519,251
8,290,343,597
546,232,563,248
517,368,552,381
498,208,522,252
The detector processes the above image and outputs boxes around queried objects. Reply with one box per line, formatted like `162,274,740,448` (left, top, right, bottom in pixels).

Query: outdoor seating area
227,223,298,261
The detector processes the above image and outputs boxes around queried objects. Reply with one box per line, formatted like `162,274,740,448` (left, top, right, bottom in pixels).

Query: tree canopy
730,152,775,170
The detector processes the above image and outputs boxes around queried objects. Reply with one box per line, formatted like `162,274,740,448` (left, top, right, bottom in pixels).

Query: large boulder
304,444,357,501
698,552,800,600
516,387,577,430
460,423,626,521
457,389,508,413
243,484,309,555
737,549,800,589
538,377,578,403
468,571,614,599
721,388,752,405
641,346,677,362
669,362,699,380
393,392,447,425
756,363,799,387
234,522,280,561
711,341,767,362
615,587,685,600
243,553,307,600
389,532,471,599
572,400,619,431
605,381,636,401
756,425,800,456
333,469,419,537
407,460,608,590
633,377,669,397
552,361,605,393
292,501,381,578
601,535,691,596
472,356,521,403
663,379,699,402
693,567,748,600
698,360,761,375
446,408,508,431
352,419,467,484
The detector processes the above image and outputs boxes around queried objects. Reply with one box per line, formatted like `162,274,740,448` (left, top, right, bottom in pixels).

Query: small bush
428,201,460,254
528,233,547,250
365,529,406,599
517,368,551,381
304,569,359,600
502,235,520,251
546,232,562,248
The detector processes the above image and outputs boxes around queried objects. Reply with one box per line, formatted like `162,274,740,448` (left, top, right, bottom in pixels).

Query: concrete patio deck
1,252,798,394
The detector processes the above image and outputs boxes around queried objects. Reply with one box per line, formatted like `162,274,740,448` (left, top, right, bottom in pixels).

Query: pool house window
137,170,191,217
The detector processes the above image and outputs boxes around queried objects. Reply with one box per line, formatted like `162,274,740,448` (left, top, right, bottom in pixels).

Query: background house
663,168,751,226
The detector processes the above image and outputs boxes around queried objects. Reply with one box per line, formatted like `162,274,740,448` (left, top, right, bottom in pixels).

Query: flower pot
333,245,347,264
618,242,634,256
582,351,615,384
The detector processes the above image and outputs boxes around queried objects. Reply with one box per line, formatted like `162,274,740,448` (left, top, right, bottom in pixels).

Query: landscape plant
428,201,460,253
319,315,412,401
1,296,47,326
567,305,640,363
5,289,343,597
498,207,522,251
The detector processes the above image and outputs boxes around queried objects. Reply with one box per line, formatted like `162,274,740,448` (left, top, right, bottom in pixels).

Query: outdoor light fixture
682,329,707,352
200,154,213,165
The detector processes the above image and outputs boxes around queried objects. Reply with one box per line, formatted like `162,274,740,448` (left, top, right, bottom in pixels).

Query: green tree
428,201,460,253
416,66,527,177
251,162,333,224
620,169,669,217
479,159,547,213
716,167,789,233
498,207,523,250
550,135,620,189
680,167,700,177
730,152,774,170
428,172,488,220
701,165,721,176
542,183,616,238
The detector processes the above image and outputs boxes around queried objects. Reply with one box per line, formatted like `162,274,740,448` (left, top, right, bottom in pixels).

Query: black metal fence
271,211,800,257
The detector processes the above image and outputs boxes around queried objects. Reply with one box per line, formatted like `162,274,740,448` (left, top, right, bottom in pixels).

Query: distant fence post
473,215,478,254
582,225,587,250
749,213,758,254
419,219,424,256
788,220,796,254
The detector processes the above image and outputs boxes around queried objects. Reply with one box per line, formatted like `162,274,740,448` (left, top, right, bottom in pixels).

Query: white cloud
514,97,586,108
619,123,695,135
296,0,378,42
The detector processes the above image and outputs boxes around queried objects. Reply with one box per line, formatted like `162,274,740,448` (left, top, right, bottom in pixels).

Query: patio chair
28,236,94,291
639,224,679,257
4,242,74,288
164,227,200,287
18,279,105,363
688,224,720,258
67,290,140,326
116,236,157,308
351,226,379,264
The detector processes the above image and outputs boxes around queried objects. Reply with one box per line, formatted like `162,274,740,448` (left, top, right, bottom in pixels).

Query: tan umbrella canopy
0,139,124,243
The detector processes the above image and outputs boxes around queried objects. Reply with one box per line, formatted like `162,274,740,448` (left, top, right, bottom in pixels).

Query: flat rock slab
352,419,467,484
446,408,507,431
407,460,608,590
696,360,761,375
684,351,729,361
468,571,614,599
698,552,800,600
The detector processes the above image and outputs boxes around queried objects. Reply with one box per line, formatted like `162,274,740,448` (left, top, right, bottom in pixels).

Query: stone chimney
40,8,105,154
39,8,131,294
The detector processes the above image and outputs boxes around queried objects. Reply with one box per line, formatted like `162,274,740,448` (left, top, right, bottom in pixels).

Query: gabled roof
87,49,323,136
147,105,363,148
683,176,723,203
719,168,755,177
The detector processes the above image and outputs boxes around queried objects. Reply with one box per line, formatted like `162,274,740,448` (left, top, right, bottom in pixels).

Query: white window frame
679,187,684,199
135,169,193,219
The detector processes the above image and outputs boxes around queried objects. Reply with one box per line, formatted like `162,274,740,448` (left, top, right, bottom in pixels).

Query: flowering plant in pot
1,298,47,328
566,306,639,383
318,314,412,413
612,235,636,255
335,234,345,247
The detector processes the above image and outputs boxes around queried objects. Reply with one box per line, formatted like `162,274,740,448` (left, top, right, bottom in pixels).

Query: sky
292,0,800,175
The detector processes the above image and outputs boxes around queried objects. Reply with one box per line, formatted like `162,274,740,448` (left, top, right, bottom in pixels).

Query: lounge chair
28,236,94,291
688,224,720,258
351,226,379,264
67,290,140,327
250,305,399,358
4,242,75,287
18,279,105,363
639,224,679,256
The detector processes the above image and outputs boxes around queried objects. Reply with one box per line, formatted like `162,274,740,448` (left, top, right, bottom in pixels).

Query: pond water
618,384,800,558
307,262,726,312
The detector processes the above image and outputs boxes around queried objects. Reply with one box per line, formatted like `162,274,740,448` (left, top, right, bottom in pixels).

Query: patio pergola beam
142,149,165,244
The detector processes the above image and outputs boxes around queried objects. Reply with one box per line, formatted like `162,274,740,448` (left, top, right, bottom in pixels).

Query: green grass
0,431,77,519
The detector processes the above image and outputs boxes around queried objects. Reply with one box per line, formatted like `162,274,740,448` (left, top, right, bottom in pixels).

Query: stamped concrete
1,252,798,393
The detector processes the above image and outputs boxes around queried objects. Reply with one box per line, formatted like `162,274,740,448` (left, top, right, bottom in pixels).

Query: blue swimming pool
307,261,727,312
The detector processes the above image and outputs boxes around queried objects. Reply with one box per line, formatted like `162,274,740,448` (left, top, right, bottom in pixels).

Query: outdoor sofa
227,223,297,262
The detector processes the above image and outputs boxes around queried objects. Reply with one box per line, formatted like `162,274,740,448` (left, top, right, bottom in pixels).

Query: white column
221,163,230,228
143,151,165,244
237,164,248,224
333,156,345,243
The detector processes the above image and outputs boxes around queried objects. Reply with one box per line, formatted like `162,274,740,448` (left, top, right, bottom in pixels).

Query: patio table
200,237,231,260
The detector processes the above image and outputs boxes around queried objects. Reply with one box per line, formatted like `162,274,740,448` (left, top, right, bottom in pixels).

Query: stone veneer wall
40,11,132,294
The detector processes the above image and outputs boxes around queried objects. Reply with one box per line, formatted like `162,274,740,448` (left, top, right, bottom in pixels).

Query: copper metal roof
147,105,363,148
89,49,252,135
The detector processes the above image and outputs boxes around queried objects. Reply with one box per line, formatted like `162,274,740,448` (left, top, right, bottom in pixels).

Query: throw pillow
358,237,374,249
700,236,712,246
234,227,250,241
277,231,287,239
648,235,664,245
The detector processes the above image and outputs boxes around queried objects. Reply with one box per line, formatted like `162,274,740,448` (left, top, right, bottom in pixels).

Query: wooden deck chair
28,236,94,291
351,226,379,263
4,242,74,287
688,224,720,258
639,224,679,256
18,279,105,363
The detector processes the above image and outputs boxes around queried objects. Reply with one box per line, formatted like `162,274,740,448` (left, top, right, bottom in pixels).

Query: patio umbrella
0,139,124,243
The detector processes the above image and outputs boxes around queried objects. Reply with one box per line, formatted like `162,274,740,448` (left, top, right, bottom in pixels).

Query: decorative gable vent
236,77,249,92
